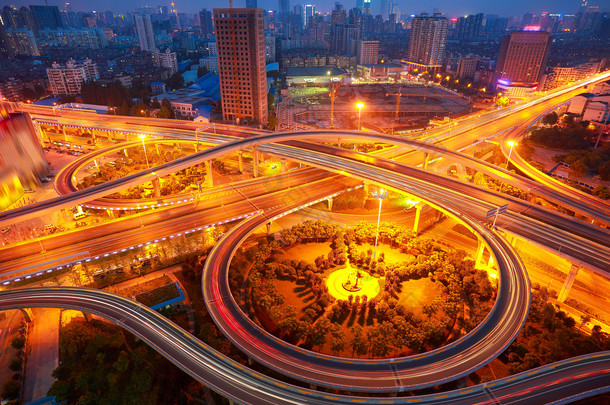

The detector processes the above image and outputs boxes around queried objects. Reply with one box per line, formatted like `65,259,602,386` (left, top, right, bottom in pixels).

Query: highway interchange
0,72,609,403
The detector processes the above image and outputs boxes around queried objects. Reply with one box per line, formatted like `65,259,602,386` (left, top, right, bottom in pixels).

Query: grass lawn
282,242,331,263
397,278,443,317
355,243,413,265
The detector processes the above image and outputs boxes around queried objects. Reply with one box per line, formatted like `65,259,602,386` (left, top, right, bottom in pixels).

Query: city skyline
2,0,605,17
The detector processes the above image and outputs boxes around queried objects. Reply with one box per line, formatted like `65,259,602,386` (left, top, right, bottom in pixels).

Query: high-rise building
152,48,178,75
46,58,99,96
38,28,108,49
246,0,258,8
30,5,63,30
455,13,483,40
456,56,479,79
133,13,155,52
1,6,19,29
6,28,39,56
357,40,379,65
199,9,213,35
0,24,12,58
405,13,448,73
303,5,315,28
214,8,268,125
363,0,371,15
493,30,552,96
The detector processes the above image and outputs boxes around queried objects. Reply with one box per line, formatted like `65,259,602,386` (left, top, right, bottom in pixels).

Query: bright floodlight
356,102,364,109
507,140,515,147
139,134,146,139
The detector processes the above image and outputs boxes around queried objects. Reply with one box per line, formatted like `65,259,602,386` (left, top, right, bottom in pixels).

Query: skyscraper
29,5,63,30
246,0,258,8
133,13,155,52
406,13,448,73
303,5,315,28
493,30,552,96
199,9,213,35
214,8,268,125
455,13,483,40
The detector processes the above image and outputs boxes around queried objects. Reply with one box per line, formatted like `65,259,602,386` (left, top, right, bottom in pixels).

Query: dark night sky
3,0,596,17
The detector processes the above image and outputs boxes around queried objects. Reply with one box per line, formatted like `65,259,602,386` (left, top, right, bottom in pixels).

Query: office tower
363,0,371,15
46,58,99,96
152,48,178,75
455,13,483,40
279,0,290,16
199,9,213,35
30,5,63,30
357,40,379,64
406,13,448,73
133,14,156,52
493,30,551,95
356,0,364,12
303,5,315,28
214,8,268,125
378,0,388,20
483,15,507,38
246,0,258,8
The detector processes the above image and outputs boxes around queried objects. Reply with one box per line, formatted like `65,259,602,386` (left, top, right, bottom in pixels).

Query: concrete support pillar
327,197,333,211
62,125,67,142
123,149,129,159
412,204,423,235
475,241,485,268
266,222,272,235
487,253,494,268
106,208,114,218
557,264,580,303
338,137,342,148
152,177,161,198
281,158,287,172
205,160,213,187
155,143,160,156
82,312,90,322
423,152,430,170
238,151,244,173
252,147,259,178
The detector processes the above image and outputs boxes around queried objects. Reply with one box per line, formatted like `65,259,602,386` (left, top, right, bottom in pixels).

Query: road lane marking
460,389,473,394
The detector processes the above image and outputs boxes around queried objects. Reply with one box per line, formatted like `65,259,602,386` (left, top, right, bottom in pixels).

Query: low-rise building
357,63,403,79
46,58,99,96
199,56,218,73
285,66,347,86
152,48,178,76
151,82,166,95
155,72,220,120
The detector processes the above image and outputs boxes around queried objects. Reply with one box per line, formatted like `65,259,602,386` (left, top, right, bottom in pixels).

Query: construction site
278,82,473,132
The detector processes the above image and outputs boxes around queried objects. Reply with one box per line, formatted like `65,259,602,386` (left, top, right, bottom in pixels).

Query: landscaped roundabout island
229,219,497,359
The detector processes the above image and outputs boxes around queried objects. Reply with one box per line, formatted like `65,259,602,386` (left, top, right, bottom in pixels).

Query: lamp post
139,135,150,169
506,140,516,169
371,188,387,260
356,102,364,131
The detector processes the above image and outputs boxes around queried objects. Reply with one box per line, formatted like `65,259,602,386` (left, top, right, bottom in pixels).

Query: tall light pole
328,70,343,129
139,135,150,169
371,188,387,260
506,140,516,169
356,102,364,131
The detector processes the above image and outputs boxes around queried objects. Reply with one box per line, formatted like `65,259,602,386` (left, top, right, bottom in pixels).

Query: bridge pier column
61,125,67,142
252,147,259,178
337,137,342,148
205,160,214,187
423,152,430,170
557,264,580,303
266,222,272,235
281,158,287,172
475,241,485,269
123,148,129,159
152,177,161,198
412,204,423,235
238,151,244,173
106,208,114,218
82,312,90,322
487,253,494,268
327,197,333,211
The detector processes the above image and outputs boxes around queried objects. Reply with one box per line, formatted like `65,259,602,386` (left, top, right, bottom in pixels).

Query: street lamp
356,102,364,131
506,140,516,169
371,188,387,260
139,135,150,169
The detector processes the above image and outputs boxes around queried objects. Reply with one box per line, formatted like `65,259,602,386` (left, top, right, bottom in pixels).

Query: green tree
267,113,278,131
11,336,25,350
1,380,20,399
350,324,367,357
571,159,589,176
598,161,610,181
541,112,558,125
197,66,209,78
